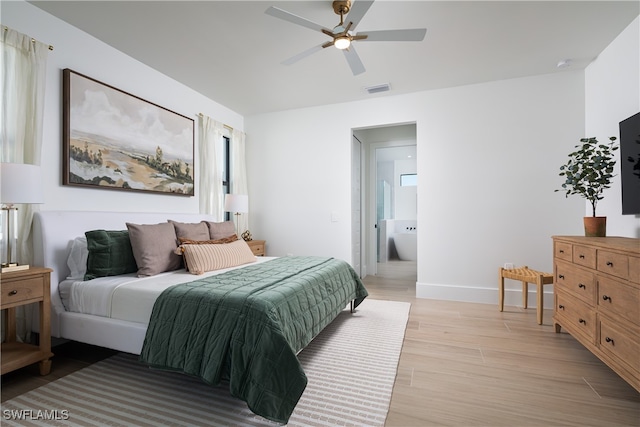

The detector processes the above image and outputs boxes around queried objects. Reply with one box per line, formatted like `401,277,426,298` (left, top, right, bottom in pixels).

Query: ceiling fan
265,0,427,76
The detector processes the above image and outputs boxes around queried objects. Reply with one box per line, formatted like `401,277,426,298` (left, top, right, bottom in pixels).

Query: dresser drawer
598,277,640,326
554,241,573,261
555,261,596,305
630,256,640,284
1,277,44,307
573,245,597,269
597,250,629,280
555,292,596,343
599,317,640,374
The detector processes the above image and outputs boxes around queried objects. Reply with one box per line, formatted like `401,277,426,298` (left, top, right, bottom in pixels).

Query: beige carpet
2,299,410,426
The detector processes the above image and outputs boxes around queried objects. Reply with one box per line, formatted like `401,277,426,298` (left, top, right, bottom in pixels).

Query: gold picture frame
62,69,194,196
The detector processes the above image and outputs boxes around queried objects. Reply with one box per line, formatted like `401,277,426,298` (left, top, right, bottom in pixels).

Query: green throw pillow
84,230,138,280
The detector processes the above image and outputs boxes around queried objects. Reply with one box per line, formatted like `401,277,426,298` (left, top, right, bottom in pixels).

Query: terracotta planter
584,216,606,237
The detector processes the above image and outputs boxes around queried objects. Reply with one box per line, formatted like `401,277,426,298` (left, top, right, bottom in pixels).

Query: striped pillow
181,240,256,274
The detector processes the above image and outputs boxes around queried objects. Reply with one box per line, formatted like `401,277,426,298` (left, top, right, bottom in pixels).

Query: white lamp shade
1,162,45,204
224,194,248,213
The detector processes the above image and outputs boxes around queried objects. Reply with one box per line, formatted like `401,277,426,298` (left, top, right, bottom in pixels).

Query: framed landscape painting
62,69,194,196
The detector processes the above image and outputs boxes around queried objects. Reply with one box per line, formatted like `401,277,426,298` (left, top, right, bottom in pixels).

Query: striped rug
2,299,410,426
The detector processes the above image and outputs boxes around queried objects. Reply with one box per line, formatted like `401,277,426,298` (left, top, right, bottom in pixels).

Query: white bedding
59,257,276,324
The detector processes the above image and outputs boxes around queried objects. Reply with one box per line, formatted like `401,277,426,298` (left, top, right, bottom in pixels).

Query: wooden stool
499,266,553,325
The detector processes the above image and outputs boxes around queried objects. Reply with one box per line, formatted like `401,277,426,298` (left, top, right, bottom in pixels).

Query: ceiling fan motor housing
332,0,351,16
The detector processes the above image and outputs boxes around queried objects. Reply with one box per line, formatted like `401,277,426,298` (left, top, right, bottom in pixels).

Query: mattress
58,257,276,324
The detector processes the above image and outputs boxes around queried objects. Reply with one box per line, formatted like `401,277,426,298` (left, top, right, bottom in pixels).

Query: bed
32,210,368,423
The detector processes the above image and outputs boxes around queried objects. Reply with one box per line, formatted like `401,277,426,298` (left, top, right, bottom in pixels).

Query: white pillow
66,237,88,280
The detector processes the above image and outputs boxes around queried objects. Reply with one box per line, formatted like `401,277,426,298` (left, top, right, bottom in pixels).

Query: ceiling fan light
334,37,351,50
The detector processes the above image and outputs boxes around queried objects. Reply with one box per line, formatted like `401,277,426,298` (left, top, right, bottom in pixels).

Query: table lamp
224,194,248,237
1,162,44,271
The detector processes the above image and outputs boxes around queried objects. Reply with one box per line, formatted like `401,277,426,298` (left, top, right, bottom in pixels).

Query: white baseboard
416,282,554,309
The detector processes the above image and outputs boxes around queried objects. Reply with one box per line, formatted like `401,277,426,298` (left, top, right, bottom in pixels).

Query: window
400,173,417,187
222,136,230,220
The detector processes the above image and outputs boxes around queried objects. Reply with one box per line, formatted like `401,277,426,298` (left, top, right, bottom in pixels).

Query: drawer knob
579,319,586,324
559,250,565,254
558,304,565,310
8,290,18,296
559,274,565,279
606,261,613,267
605,337,614,345
602,295,611,302
579,254,585,259
578,283,586,289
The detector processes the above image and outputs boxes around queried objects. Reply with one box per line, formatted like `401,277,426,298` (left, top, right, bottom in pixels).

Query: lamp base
1,263,29,273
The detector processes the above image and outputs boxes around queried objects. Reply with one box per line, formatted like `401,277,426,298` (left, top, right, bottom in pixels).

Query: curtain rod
3,26,53,51
198,113,233,131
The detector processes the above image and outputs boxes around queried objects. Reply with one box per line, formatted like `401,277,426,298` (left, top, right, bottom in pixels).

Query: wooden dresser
552,236,639,392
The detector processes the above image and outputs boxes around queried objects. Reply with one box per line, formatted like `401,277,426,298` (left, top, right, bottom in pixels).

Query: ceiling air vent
364,83,391,94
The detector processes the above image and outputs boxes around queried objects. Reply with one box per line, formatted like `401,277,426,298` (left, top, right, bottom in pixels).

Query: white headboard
32,210,216,336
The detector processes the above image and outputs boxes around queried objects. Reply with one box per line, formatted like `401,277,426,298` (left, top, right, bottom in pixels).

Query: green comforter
139,256,368,423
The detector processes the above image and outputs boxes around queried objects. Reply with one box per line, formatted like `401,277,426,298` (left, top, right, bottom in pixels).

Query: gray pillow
126,222,181,277
168,220,210,242
204,220,236,239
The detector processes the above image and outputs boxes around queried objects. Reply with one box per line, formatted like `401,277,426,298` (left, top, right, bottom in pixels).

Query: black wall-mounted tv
619,111,640,215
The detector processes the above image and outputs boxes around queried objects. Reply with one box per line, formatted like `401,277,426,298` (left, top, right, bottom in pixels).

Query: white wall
585,16,640,237
394,159,417,220
3,1,243,214
246,70,587,306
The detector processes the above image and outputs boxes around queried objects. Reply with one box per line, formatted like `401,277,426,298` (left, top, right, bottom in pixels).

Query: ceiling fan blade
265,6,330,33
282,43,325,65
345,0,375,31
356,28,427,42
343,46,366,76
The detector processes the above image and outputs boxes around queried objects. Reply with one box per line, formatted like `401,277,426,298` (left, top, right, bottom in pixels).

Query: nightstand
1,267,54,375
247,240,266,256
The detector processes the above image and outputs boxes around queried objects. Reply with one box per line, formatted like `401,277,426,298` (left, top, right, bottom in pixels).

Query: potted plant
556,136,618,237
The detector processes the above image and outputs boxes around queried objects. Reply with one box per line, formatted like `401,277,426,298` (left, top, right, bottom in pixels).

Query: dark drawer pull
558,304,565,310
602,295,611,302
579,319,586,324
606,261,613,267
605,337,614,345
558,274,565,279
579,254,585,259
8,290,18,296
559,249,565,254
578,283,586,289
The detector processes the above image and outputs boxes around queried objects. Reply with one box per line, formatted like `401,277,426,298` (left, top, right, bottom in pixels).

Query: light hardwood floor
365,260,639,426
2,261,639,426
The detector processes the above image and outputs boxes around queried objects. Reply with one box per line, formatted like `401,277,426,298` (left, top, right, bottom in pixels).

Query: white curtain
1,27,50,342
198,115,225,220
231,128,249,234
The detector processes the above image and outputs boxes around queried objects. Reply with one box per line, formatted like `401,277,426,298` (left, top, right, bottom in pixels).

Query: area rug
2,299,410,426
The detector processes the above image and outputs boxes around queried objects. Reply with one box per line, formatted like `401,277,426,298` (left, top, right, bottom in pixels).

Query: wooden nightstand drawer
1,276,45,307
247,240,266,256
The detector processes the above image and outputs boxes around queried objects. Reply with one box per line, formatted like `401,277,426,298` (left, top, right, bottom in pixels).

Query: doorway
352,123,417,281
